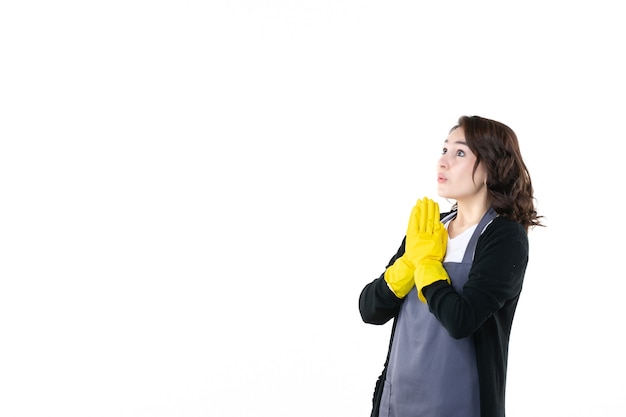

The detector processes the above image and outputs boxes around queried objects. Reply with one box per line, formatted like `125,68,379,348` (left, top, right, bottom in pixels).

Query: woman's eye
442,148,447,155
456,150,465,157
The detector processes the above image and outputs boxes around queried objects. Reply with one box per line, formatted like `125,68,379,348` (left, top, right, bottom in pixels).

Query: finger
418,198,428,232
425,198,435,234
408,202,421,234
438,221,448,252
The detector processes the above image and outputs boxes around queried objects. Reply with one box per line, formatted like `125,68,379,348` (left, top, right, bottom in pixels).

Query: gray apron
379,208,497,417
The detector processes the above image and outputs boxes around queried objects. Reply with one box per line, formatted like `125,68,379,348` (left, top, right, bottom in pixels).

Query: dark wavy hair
451,115,544,231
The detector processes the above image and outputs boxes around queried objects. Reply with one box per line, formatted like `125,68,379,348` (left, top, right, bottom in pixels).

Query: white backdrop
1,1,624,416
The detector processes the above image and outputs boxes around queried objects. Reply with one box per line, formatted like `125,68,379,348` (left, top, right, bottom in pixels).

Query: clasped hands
384,197,450,303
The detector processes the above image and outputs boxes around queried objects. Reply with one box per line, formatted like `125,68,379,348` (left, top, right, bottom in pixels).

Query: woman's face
437,127,488,202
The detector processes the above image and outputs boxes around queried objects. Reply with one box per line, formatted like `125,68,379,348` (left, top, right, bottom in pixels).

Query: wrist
414,260,450,303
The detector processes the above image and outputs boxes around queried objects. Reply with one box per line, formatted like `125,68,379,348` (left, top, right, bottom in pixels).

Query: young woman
359,115,543,417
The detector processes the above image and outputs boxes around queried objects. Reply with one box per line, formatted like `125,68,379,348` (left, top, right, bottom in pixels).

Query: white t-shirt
443,224,477,263
443,219,494,263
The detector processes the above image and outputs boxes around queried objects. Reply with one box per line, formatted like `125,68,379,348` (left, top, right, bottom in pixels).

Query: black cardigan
359,214,529,417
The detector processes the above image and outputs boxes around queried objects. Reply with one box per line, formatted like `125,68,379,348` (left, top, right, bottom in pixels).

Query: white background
1,1,624,416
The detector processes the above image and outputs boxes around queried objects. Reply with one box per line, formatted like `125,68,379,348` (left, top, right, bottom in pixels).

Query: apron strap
441,210,458,225
461,207,497,263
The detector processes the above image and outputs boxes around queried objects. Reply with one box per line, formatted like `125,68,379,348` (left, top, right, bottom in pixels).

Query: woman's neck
449,199,490,238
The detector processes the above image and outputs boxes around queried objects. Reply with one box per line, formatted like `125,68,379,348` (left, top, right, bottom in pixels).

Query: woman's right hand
382,199,423,298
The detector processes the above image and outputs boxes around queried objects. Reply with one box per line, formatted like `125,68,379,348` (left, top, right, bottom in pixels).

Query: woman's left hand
409,197,450,303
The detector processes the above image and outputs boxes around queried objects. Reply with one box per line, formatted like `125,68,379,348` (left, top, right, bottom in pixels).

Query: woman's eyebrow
443,139,468,145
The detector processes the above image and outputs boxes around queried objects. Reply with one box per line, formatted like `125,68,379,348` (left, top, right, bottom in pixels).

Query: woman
359,115,543,417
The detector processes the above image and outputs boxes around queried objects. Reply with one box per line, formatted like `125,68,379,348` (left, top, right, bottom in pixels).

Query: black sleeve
358,238,406,325
423,218,529,338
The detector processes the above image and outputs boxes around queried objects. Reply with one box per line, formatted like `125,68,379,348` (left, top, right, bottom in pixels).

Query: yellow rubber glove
383,201,422,298
410,197,450,303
